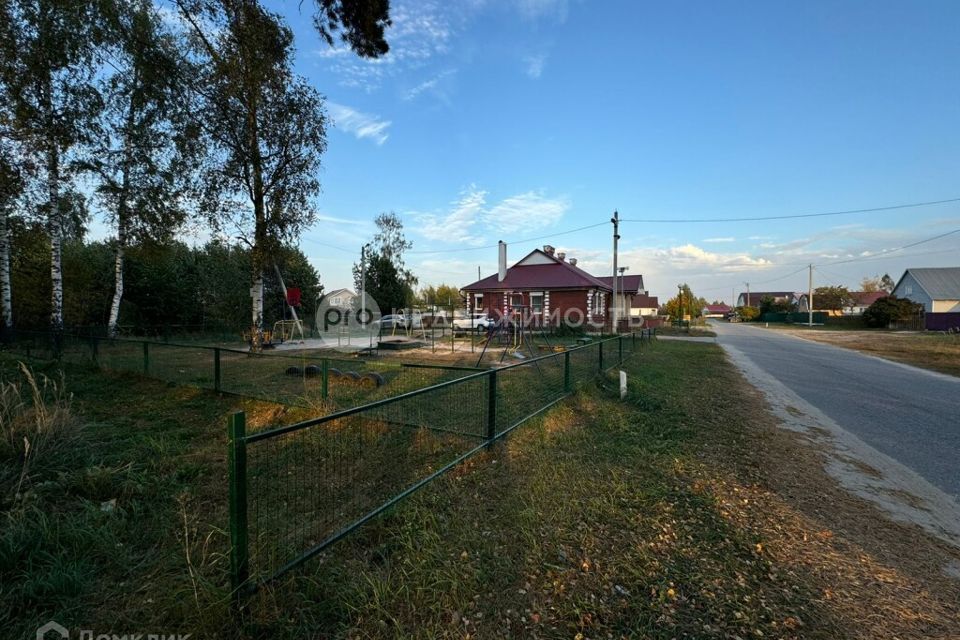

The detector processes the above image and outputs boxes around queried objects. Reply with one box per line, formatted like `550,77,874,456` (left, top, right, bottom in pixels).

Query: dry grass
773,328,960,377
693,369,960,640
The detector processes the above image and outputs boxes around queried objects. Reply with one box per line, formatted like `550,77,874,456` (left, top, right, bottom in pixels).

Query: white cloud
703,237,735,243
416,186,490,245
403,69,456,101
413,186,571,246
517,0,569,21
523,53,547,79
316,0,460,92
327,102,391,145
655,244,772,271
488,191,569,234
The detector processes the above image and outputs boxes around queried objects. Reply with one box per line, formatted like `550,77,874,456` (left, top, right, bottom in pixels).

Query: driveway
711,322,960,503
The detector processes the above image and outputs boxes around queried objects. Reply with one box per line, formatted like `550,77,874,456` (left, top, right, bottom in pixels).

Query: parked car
373,314,410,332
452,313,495,332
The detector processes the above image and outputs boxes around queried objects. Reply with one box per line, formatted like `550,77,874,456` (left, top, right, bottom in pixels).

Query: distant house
461,244,613,328
596,274,645,317
844,291,887,315
892,267,960,330
325,288,356,309
631,294,660,317
703,303,732,318
736,291,801,308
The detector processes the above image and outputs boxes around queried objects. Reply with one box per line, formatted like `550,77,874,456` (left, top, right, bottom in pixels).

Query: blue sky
188,0,960,302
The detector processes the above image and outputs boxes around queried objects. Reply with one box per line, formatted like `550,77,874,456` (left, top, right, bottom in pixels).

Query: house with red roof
631,294,660,317
702,303,732,318
844,291,888,315
461,243,615,328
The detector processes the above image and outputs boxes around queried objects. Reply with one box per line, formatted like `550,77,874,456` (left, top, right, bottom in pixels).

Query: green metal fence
227,329,656,599
2,330,480,411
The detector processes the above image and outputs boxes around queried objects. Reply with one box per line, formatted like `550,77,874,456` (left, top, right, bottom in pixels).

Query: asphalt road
710,322,960,500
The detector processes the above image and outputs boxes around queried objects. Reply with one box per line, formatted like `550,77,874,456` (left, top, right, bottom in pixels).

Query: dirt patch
773,328,960,377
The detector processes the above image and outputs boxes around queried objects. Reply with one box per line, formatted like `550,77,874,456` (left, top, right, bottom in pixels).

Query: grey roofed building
891,267,960,313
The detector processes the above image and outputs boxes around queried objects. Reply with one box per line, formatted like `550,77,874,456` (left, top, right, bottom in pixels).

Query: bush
862,296,922,328
736,306,760,322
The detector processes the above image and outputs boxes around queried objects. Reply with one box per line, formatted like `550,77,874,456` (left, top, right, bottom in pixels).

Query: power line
619,197,960,224
818,228,960,266
406,221,609,255
395,196,959,257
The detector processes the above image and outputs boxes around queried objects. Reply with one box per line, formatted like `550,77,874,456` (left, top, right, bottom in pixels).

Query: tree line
0,0,391,349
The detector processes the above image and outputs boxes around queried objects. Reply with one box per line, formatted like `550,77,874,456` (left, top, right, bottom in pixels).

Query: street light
677,284,683,330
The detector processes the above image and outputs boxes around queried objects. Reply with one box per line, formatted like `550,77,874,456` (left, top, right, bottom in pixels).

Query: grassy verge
2,340,957,638
763,326,960,377
654,326,717,337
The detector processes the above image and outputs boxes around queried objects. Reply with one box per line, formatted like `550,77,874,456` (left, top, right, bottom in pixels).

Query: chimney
498,240,507,282
557,252,566,261
543,244,555,256
568,258,577,266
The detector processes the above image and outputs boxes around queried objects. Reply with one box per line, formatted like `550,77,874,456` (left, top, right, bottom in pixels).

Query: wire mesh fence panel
569,340,600,382
96,338,149,374
143,342,218,388
244,371,489,581
494,353,566,435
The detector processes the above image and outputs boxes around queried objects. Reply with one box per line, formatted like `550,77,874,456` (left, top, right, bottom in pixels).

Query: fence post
214,348,221,392
564,350,571,392
321,358,329,400
228,411,250,603
486,370,498,447
142,341,150,374
598,340,604,371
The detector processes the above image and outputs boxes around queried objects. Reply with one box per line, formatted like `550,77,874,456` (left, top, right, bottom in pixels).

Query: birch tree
0,149,24,340
175,0,328,350
0,0,104,331
86,0,197,337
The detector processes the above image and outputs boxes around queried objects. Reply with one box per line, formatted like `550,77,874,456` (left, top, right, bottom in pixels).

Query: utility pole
611,210,620,333
677,284,684,330
808,263,813,326
360,244,369,323
744,282,751,307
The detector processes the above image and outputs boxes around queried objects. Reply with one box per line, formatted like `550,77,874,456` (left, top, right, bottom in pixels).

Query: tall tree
0,0,104,331
861,274,896,294
177,0,327,350
311,0,390,58
0,147,24,339
86,0,198,337
662,284,707,320
814,285,853,313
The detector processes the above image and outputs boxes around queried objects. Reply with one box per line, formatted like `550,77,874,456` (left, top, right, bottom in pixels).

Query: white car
452,313,495,332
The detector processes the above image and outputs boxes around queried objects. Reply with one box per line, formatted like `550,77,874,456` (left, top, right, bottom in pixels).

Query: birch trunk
107,232,124,338
107,71,138,339
246,41,267,352
0,206,12,339
48,144,63,332
43,73,64,332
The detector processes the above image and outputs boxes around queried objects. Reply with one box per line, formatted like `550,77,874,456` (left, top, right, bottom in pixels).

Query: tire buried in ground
361,372,385,388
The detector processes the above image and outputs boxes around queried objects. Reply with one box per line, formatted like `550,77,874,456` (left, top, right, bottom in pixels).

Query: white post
619,370,627,399
808,263,813,326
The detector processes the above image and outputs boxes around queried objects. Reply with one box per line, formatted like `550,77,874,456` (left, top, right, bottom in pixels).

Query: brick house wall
470,288,608,328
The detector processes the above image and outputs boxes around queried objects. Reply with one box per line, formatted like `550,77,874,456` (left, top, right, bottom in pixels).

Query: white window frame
530,291,544,313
